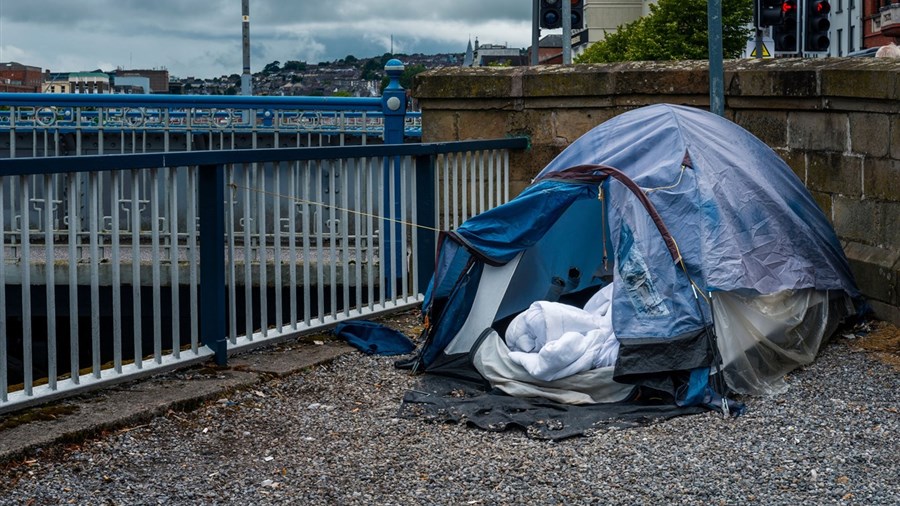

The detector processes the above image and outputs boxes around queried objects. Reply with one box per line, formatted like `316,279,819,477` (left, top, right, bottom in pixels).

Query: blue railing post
415,154,437,294
198,163,227,365
381,59,407,296
381,59,407,145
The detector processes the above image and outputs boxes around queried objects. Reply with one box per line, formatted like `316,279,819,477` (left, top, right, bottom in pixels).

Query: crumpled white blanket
505,283,619,382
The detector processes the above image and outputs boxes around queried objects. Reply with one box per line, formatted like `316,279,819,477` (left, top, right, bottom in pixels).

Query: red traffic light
782,0,796,13
804,0,831,51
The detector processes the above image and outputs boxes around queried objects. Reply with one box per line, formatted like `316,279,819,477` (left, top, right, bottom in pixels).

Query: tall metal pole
241,0,252,96
708,0,724,116
562,0,572,64
532,0,540,65
753,1,763,59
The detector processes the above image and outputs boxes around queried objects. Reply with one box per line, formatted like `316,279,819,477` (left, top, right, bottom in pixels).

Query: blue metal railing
0,94,422,136
0,59,420,159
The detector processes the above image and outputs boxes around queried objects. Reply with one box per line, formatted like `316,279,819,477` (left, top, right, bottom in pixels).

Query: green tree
263,60,281,73
282,60,307,72
575,0,752,63
361,59,382,80
379,64,427,93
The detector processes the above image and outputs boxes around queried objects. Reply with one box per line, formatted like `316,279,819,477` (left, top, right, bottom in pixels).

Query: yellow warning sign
750,44,772,58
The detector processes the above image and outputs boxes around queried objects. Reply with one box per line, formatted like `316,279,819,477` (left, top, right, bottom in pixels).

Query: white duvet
505,284,619,382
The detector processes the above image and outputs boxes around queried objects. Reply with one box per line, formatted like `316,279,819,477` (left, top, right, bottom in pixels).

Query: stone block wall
413,58,900,324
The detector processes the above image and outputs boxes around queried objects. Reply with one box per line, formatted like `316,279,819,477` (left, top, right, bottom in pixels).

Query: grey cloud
1,0,533,77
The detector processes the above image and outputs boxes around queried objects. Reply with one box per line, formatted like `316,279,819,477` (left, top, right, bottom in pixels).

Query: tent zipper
599,185,608,272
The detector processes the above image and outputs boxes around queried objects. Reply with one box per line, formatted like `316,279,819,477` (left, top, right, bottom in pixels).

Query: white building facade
829,0,863,56
583,0,645,44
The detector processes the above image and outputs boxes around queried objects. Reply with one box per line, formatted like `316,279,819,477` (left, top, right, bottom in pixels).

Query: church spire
463,37,474,67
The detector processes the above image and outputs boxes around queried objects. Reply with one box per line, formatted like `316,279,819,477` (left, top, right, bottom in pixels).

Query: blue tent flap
452,180,598,264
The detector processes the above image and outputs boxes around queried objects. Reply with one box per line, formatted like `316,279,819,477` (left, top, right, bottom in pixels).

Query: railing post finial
383,59,405,96
381,59,407,145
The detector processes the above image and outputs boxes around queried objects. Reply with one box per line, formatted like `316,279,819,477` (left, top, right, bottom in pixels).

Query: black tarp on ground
398,375,710,440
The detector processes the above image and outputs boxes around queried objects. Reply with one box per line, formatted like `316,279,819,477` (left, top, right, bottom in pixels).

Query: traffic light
758,0,785,27
571,0,584,30
773,0,799,53
540,0,584,30
540,0,561,29
804,0,831,52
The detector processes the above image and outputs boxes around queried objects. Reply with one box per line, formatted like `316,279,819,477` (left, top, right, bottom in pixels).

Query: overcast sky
0,0,535,78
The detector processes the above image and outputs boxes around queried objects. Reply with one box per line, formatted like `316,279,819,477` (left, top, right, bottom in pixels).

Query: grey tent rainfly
397,104,861,438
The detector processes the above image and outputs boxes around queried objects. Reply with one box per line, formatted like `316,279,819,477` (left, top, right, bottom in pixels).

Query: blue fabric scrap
334,320,415,356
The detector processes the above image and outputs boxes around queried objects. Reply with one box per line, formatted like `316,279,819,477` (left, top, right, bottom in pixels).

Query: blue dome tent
402,104,859,419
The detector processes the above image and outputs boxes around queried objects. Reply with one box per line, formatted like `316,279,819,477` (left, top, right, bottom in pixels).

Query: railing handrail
0,138,530,176
0,92,388,112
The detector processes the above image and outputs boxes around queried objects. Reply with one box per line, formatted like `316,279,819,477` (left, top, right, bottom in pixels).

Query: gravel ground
1,322,898,505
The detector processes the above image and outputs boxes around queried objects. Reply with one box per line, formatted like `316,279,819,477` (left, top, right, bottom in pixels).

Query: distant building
584,0,644,46
113,75,151,94
529,32,591,64
42,71,71,93
42,81,71,93
280,82,305,95
863,0,900,50
465,39,528,67
0,62,43,92
68,72,111,94
463,39,475,67
822,0,863,55
43,71,122,94
114,69,170,93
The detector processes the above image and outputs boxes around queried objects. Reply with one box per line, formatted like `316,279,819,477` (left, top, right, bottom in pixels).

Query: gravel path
1,332,898,505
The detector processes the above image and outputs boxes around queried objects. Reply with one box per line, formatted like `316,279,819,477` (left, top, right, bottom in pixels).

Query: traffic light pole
562,0,572,64
532,0,540,65
753,1,764,59
708,0,725,116
755,28,764,60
